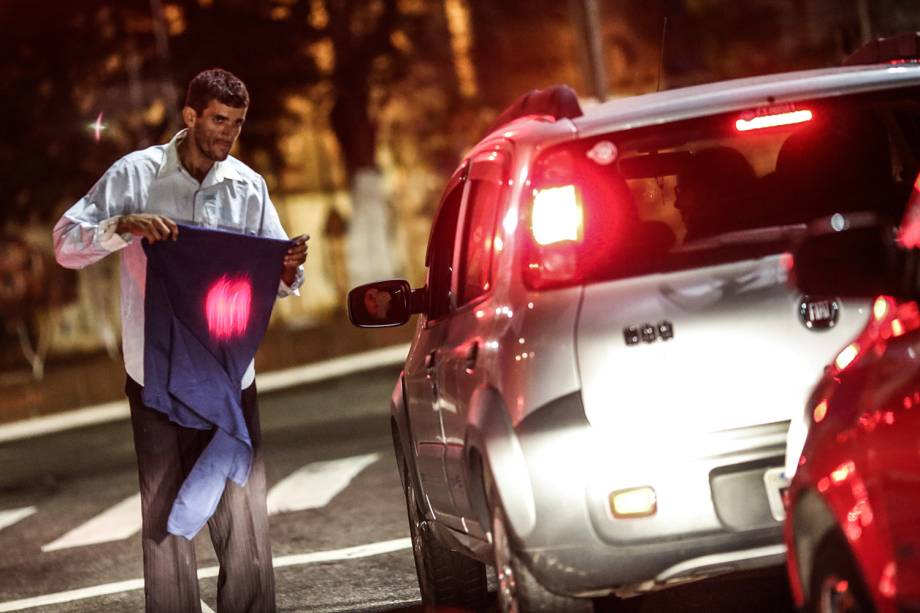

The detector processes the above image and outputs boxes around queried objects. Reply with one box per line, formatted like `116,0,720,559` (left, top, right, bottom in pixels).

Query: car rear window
532,86,920,284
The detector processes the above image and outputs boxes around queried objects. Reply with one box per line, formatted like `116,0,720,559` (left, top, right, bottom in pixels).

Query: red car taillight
531,185,584,245
523,183,585,289
734,108,813,132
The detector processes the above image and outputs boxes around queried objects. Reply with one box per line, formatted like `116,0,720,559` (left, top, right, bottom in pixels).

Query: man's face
186,99,247,162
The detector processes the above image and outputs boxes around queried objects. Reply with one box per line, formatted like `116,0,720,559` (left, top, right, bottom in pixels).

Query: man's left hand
282,234,309,287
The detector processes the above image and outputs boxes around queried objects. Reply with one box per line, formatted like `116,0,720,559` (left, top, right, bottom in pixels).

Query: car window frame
424,164,469,327
451,147,510,311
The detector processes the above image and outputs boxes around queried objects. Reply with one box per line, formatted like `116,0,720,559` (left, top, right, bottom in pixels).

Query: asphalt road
0,365,796,612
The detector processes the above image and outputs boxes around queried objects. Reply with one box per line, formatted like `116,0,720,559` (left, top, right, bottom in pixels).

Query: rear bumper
520,528,785,597
504,392,790,596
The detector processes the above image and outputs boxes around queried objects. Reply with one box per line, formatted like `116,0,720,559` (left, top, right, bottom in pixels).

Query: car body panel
403,321,456,522
577,255,870,439
379,61,920,599
574,64,920,138
785,302,920,612
439,146,512,526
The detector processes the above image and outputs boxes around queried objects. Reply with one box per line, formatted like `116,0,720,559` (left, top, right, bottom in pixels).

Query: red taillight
524,184,584,289
531,185,583,245
735,109,813,132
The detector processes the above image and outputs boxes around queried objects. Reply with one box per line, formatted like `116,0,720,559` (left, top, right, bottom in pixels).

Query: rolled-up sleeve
258,177,305,297
53,159,137,270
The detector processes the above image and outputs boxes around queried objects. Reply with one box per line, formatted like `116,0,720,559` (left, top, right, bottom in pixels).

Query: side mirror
347,279,426,328
792,214,905,298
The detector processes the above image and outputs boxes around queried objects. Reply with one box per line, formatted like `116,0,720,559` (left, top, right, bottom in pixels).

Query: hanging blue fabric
141,224,292,539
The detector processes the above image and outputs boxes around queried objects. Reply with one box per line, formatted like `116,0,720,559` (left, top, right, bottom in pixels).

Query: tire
400,457,488,609
488,483,594,613
807,531,875,613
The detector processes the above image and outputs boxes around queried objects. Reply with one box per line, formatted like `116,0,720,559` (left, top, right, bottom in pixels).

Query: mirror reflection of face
363,288,393,320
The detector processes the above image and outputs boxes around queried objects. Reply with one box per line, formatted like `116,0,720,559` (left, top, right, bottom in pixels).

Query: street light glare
88,111,106,142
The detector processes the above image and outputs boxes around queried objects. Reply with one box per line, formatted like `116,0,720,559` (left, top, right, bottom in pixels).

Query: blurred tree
319,0,458,285
4,0,914,287
0,1,156,228
166,1,326,176
0,0,463,288
171,0,464,285
466,0,583,111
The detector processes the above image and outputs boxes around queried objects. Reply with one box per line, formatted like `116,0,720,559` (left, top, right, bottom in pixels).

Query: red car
783,214,920,613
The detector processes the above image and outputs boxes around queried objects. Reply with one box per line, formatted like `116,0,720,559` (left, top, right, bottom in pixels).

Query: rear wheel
400,456,488,609
489,484,594,613
808,531,875,613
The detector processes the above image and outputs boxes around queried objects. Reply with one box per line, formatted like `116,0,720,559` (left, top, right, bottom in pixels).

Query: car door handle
464,342,479,374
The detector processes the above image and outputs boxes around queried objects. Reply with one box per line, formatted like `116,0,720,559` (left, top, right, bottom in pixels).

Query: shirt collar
211,155,241,183
156,130,185,178
157,129,242,183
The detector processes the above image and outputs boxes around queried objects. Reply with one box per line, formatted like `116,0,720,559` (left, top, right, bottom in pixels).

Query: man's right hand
116,214,179,244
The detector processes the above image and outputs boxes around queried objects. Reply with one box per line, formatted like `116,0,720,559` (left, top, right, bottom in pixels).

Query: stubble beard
195,129,230,162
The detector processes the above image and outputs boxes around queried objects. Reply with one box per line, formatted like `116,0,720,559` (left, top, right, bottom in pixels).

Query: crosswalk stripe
200,600,216,613
267,452,381,515
0,537,412,611
28,453,381,552
269,537,411,570
0,578,144,613
0,507,36,532
41,493,141,552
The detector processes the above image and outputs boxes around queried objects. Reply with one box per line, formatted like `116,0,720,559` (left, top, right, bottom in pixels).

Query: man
53,68,306,612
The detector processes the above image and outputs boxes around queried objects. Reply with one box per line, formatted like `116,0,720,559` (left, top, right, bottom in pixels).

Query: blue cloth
141,224,291,539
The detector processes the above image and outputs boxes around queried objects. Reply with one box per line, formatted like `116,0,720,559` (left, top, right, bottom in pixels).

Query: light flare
830,461,854,484
873,296,892,321
878,561,897,598
531,185,583,245
735,109,813,132
834,343,860,371
813,399,828,423
89,112,106,142
205,275,252,340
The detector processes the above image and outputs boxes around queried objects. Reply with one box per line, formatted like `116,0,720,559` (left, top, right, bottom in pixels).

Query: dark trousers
126,377,276,613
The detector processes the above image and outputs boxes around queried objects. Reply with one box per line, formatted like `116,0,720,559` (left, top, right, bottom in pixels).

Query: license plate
763,467,790,522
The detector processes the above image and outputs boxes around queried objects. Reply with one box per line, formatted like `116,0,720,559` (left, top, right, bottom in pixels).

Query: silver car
349,60,920,611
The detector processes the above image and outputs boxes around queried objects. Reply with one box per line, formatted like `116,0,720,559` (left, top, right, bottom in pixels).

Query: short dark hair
184,68,249,114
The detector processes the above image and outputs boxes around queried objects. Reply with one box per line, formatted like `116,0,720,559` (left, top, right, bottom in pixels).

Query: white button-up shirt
53,129,303,388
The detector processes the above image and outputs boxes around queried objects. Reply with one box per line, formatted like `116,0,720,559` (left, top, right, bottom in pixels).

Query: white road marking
268,536,411,570
0,343,409,443
267,453,381,515
0,401,128,444
256,344,409,393
0,578,144,613
31,452,381,551
200,600,216,613
0,507,36,532
0,537,412,612
41,494,141,552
